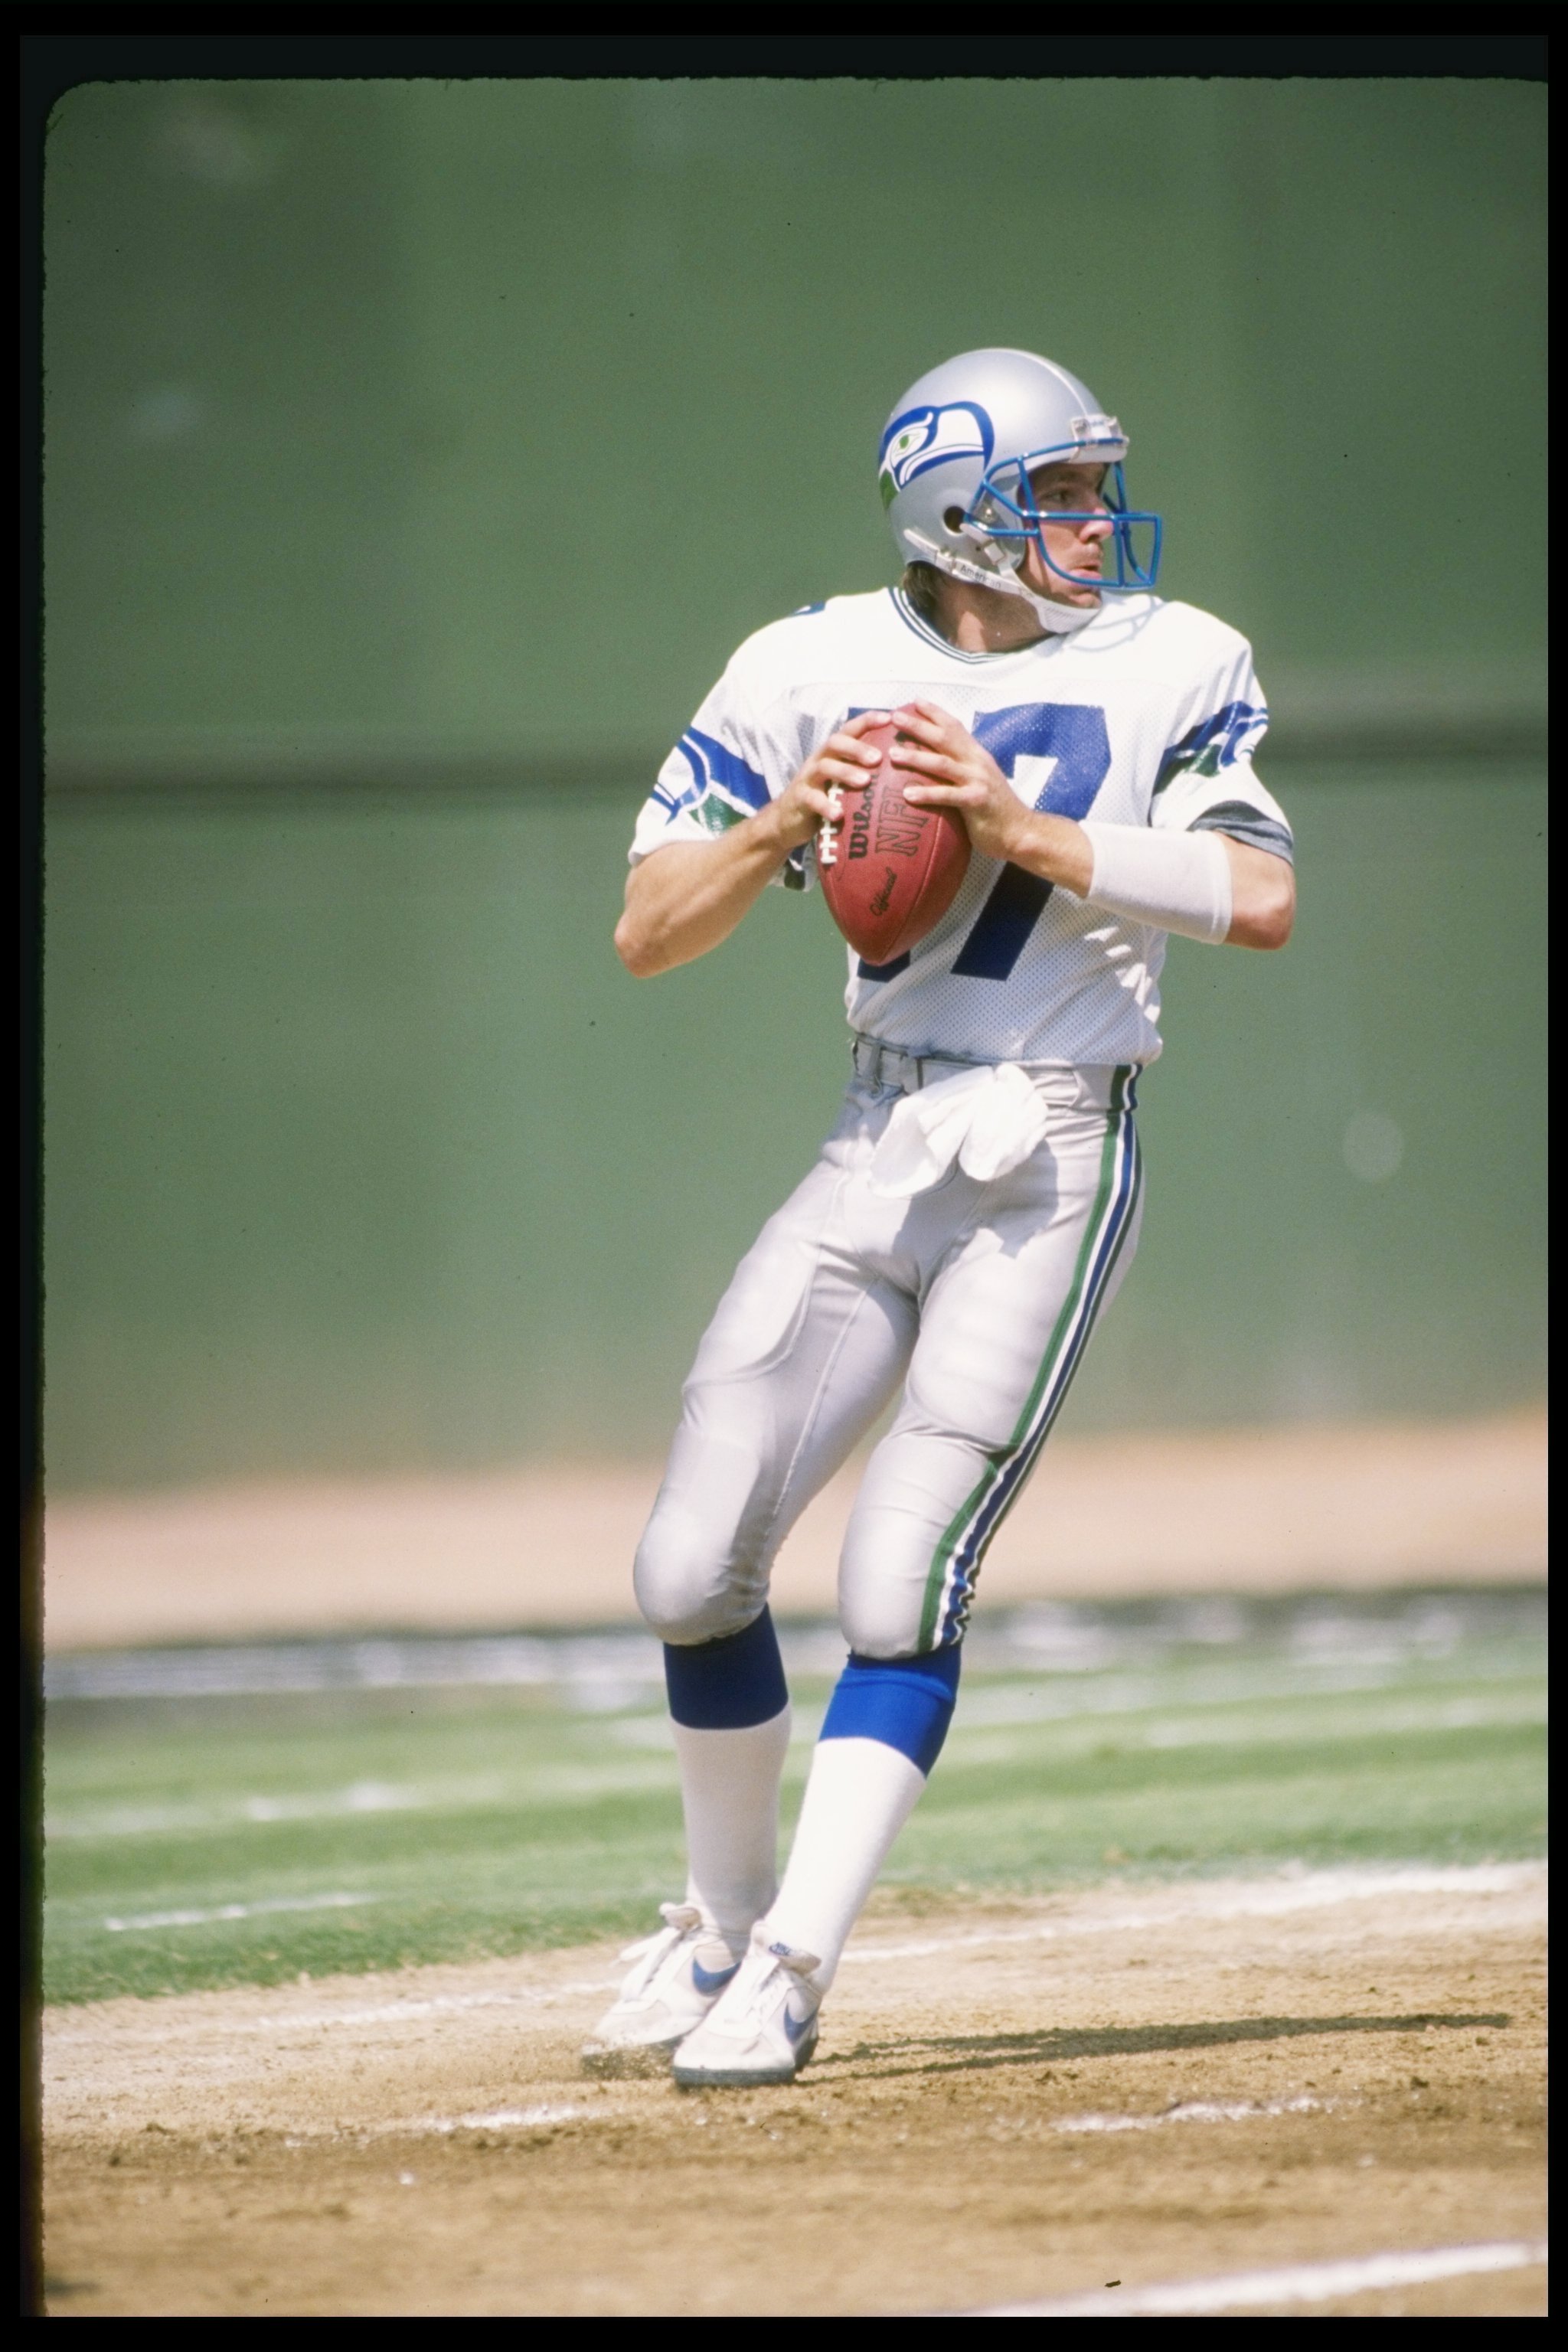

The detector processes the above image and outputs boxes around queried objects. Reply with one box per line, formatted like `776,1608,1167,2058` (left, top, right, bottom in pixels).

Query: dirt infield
43,1864,1546,2316
42,1410,1547,1650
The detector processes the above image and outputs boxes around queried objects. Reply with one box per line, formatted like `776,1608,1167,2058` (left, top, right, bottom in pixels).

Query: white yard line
52,1762,675,1843
53,1784,446,1840
388,2102,593,2135
241,1979,620,2031
52,1700,1540,1839
971,2238,1547,2316
46,1862,1543,2048
839,1861,1544,1965
1053,2094,1328,2134
273,2101,610,2146
46,1976,622,2046
103,1891,383,1932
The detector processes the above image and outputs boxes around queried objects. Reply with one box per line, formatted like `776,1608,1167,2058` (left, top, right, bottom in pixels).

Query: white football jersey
629,586,1292,1067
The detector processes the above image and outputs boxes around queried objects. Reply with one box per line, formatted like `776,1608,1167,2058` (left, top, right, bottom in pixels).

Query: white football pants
635,1054,1144,1659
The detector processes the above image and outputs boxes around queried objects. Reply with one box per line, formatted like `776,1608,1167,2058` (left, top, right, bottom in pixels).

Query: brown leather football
817,708,971,965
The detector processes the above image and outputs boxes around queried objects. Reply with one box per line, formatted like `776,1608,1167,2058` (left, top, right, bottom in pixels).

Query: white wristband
1080,822,1233,945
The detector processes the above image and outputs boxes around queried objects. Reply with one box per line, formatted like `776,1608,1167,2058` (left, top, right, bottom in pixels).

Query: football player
585,347,1295,2086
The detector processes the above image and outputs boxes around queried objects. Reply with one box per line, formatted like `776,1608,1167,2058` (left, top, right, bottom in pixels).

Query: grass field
44,1589,1545,2008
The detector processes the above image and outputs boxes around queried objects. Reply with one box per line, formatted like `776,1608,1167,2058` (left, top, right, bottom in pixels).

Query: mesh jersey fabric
629,585,1292,1067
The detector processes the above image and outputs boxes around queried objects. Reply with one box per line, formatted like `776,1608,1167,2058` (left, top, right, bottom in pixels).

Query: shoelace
616,1900,705,1995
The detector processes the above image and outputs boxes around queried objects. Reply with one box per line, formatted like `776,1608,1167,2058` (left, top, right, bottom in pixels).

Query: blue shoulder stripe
679,726,769,812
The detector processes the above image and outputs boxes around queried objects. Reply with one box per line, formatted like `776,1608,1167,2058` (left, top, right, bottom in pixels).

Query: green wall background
41,78,1547,1488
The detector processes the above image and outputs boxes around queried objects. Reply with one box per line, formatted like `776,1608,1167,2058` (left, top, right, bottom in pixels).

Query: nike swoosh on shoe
782,2004,816,2046
690,1956,741,1997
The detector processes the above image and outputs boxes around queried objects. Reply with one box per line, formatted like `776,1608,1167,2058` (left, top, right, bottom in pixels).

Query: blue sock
818,1645,962,1777
664,1607,789,1730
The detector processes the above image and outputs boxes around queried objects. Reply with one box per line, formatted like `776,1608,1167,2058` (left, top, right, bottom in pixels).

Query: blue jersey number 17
950,703,1112,982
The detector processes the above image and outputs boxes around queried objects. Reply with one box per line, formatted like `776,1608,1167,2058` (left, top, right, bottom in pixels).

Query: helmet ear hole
942,507,965,534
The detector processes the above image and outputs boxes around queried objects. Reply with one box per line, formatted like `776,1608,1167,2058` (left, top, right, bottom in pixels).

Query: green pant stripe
915,1102,1135,1651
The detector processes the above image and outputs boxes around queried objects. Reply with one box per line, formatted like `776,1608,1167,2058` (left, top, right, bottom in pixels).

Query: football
817,708,971,965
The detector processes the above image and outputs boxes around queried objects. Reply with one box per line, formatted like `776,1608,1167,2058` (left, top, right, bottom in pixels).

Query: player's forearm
614,813,797,977
1006,817,1293,950
1213,837,1295,949
997,811,1096,897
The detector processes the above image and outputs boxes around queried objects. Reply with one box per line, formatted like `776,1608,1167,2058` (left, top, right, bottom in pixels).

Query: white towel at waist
866,1060,1051,1199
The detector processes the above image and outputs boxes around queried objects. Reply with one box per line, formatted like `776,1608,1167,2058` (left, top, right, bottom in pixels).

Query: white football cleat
671,1925,822,2087
580,1902,744,2077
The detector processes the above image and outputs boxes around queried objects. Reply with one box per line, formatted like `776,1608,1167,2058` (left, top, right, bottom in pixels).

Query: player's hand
769,710,890,852
893,701,1034,863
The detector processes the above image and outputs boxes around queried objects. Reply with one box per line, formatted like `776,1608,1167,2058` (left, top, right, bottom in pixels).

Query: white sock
672,1704,792,1947
763,1735,926,1991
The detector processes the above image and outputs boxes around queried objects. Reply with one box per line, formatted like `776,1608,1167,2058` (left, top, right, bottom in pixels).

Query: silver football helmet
879,347,1162,633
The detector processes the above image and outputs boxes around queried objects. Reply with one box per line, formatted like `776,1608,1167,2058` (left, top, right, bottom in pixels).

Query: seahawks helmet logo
878,401,994,508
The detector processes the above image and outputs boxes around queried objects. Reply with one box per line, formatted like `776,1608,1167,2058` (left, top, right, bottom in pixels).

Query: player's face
1018,461,1113,605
